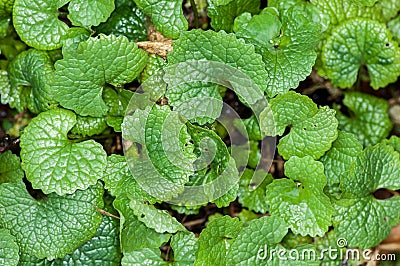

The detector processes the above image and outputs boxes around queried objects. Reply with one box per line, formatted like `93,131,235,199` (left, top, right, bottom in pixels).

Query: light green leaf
6,49,55,113
113,197,170,253
195,216,243,266
334,143,400,248
60,27,91,54
68,0,115,28
122,248,165,266
388,16,400,43
384,136,400,153
321,18,400,89
226,216,288,265
12,0,69,50
53,34,147,117
0,0,14,18
133,0,188,39
70,115,108,137
0,228,19,266
347,0,377,6
264,91,338,160
103,155,155,203
130,199,186,234
238,168,272,213
122,105,196,202
0,181,103,260
104,87,134,132
234,7,320,96
319,131,363,187
377,0,400,21
170,232,198,265
265,156,334,237
0,151,23,184
95,1,147,42
207,0,260,32
335,92,392,147
20,108,107,195
167,29,268,97
139,54,166,83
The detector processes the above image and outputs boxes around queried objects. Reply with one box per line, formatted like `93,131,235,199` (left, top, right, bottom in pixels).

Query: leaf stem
190,0,200,28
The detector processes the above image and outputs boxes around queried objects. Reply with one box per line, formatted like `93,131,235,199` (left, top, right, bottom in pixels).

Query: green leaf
70,115,108,137
60,27,91,54
20,198,122,265
238,168,272,213
166,82,223,125
20,108,107,195
226,216,288,265
265,156,334,237
53,34,147,117
319,131,363,188
6,49,55,113
388,16,400,43
207,0,260,32
321,18,400,89
0,0,14,18
335,92,392,147
139,54,166,83
12,0,69,50
68,0,115,28
347,0,377,6
113,197,170,253
103,87,134,132
195,216,243,266
234,7,320,96
0,151,23,184
0,181,103,260
334,143,400,248
384,136,400,153
122,105,197,202
121,248,165,266
95,1,147,42
377,0,400,21
170,232,198,265
167,29,268,96
130,199,186,234
133,0,188,39
264,91,338,160
103,155,155,203
0,228,19,266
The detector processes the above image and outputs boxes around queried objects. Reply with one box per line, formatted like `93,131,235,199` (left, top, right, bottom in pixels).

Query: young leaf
6,49,55,113
195,216,243,266
167,29,268,96
102,155,155,203
0,151,23,184
12,0,69,50
207,0,260,32
234,7,321,96
335,92,392,147
0,228,19,266
263,91,338,160
133,0,188,39
265,156,334,237
95,1,147,42
20,108,107,195
70,115,108,137
130,199,186,234
319,131,363,188
321,18,400,89
67,0,115,28
53,34,147,117
113,197,170,253
334,143,400,249
238,168,272,213
0,181,104,260
384,136,400,153
226,216,288,265
103,87,134,132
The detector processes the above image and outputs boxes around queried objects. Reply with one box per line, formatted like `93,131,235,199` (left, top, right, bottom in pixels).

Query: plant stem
190,0,200,28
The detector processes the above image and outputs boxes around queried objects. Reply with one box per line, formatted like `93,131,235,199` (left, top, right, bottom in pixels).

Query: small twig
92,204,120,219
190,0,200,28
183,217,206,227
